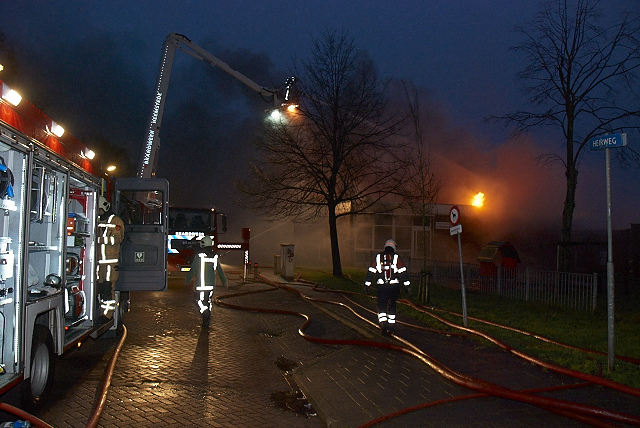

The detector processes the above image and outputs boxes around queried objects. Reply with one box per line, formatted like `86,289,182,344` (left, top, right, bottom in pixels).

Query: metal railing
421,260,598,311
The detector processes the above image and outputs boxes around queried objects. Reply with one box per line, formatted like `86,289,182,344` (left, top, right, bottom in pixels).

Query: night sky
1,0,639,241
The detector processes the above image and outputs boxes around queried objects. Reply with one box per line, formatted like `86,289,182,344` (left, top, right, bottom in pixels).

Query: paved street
9,266,639,427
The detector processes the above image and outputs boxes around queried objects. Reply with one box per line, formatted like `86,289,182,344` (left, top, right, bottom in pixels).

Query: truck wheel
23,325,55,409
116,291,130,333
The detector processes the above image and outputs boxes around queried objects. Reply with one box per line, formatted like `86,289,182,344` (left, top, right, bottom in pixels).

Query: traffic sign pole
450,205,468,327
605,147,615,371
590,133,626,372
457,231,468,327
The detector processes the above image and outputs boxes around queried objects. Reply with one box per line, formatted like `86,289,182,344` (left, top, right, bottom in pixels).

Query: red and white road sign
450,205,460,226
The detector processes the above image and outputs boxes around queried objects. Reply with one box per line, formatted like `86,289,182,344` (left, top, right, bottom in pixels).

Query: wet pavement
7,266,640,427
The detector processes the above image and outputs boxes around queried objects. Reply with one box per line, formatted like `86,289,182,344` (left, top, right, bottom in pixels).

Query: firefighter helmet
384,239,397,252
98,196,111,212
199,236,213,248
44,273,62,289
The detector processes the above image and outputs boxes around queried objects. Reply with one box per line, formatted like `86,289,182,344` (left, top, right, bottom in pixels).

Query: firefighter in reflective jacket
364,239,411,335
96,196,125,320
185,236,228,328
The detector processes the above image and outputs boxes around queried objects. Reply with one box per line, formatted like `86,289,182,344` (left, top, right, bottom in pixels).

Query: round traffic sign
450,205,460,226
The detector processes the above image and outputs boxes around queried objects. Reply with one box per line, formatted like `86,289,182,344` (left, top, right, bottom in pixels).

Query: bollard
253,262,259,280
274,255,281,275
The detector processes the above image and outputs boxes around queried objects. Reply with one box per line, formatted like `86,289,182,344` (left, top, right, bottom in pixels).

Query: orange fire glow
471,192,484,207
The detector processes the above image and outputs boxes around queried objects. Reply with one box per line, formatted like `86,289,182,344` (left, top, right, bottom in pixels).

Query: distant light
270,109,282,121
471,192,485,207
83,148,95,160
0,64,4,72
286,104,297,113
50,121,65,138
1,84,22,106
106,165,116,172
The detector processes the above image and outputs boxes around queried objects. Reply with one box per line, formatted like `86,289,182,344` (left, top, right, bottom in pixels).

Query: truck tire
23,325,55,409
116,291,130,333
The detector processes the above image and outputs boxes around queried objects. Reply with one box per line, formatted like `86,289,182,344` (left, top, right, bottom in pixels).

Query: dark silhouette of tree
494,0,640,272
239,30,410,277
402,81,440,303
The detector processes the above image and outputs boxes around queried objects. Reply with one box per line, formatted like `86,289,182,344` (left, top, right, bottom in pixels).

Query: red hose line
85,324,128,428
402,299,640,398
424,303,640,365
0,324,128,428
217,276,640,426
358,382,604,428
0,403,53,428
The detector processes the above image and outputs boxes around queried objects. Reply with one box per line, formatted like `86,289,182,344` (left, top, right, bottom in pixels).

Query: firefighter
185,236,228,328
364,239,411,335
96,195,125,321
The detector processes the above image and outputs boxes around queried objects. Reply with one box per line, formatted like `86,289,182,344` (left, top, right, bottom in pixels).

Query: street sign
450,224,462,235
589,132,630,370
590,133,627,151
435,222,450,230
449,205,460,226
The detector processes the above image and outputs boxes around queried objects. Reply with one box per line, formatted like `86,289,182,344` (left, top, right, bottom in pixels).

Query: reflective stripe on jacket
364,252,410,287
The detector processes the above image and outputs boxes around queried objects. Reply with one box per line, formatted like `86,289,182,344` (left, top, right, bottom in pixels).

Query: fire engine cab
0,79,168,409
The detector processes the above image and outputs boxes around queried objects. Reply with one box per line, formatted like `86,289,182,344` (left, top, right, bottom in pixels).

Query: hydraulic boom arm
138,33,296,178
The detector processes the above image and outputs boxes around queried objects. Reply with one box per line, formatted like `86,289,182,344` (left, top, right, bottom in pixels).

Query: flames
471,192,484,207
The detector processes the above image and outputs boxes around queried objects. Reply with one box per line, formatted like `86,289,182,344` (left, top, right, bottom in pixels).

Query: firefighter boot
98,281,113,302
379,321,387,335
202,309,211,328
98,281,115,322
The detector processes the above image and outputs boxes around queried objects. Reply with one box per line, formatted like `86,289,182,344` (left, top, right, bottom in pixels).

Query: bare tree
239,30,410,277
494,0,640,272
402,81,440,303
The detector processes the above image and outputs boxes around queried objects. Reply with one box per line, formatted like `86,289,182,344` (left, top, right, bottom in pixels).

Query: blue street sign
589,133,627,151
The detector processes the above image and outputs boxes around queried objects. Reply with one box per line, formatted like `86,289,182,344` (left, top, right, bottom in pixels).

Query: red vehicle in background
168,207,225,272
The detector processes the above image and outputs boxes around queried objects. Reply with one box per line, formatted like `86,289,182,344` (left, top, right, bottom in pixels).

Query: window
117,190,165,226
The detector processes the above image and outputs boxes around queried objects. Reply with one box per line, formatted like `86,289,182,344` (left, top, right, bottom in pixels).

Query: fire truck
167,207,225,272
0,79,168,409
139,33,297,273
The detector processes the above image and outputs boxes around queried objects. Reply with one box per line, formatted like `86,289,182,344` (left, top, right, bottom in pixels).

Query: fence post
497,265,502,296
525,267,530,301
592,272,598,311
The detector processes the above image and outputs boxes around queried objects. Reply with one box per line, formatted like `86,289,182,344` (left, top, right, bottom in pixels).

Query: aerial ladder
138,32,298,178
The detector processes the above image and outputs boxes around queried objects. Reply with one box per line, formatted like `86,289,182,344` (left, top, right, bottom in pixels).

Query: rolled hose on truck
0,325,128,428
214,273,640,427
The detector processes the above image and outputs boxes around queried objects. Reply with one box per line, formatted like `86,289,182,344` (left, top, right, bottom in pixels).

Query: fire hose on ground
215,273,640,427
0,323,127,428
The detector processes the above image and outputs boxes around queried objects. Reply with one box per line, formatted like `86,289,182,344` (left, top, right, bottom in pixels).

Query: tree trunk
421,215,430,304
328,208,343,277
558,166,578,272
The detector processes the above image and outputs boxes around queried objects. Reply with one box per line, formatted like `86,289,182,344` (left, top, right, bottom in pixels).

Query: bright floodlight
270,109,283,121
83,148,95,160
1,84,22,106
50,121,65,138
106,165,116,172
